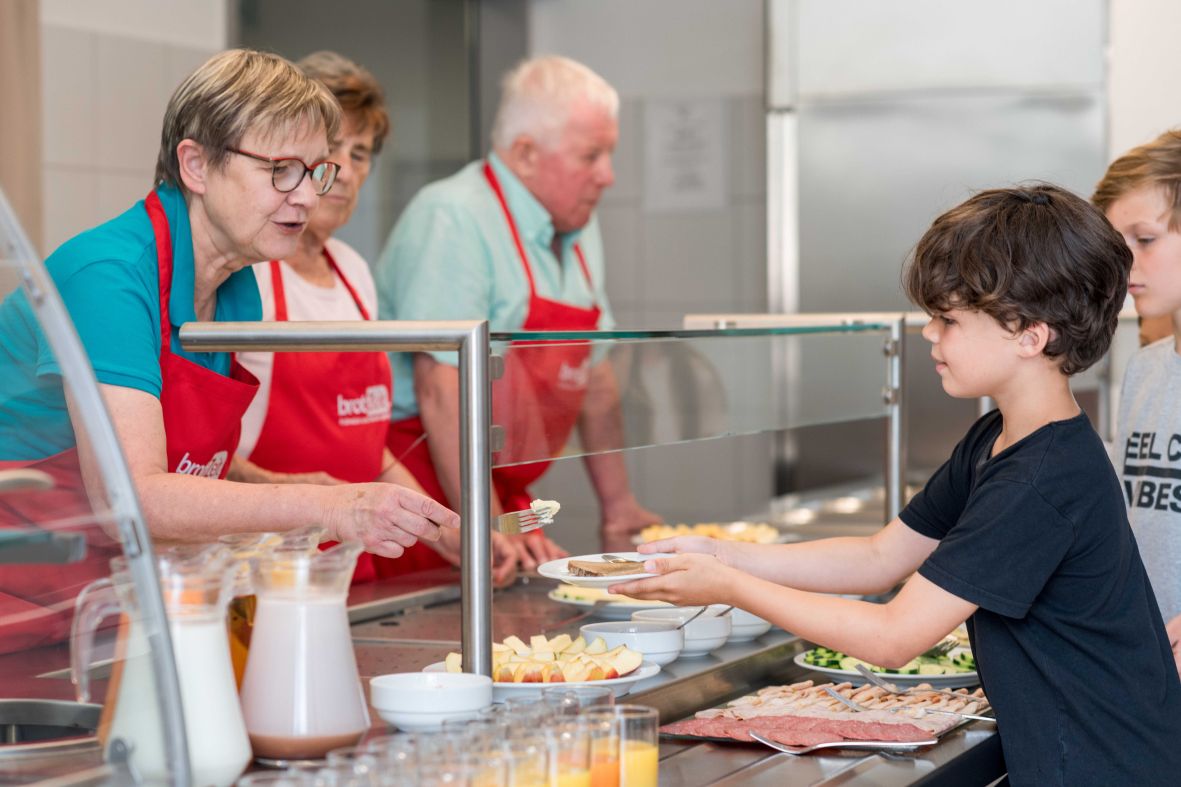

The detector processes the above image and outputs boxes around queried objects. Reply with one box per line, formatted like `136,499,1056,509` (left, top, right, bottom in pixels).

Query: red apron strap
270,252,371,322
323,247,372,320
268,260,289,321
572,244,593,291
483,160,596,297
483,161,539,297
144,190,174,355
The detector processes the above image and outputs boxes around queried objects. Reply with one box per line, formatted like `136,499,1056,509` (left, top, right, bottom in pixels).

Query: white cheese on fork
530,498,561,524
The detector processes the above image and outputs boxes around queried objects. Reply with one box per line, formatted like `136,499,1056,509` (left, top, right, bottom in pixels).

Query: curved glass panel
490,325,892,468
0,195,181,783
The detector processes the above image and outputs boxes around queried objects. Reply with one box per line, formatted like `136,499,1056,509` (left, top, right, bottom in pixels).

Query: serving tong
853,663,989,706
822,686,994,723
749,731,937,756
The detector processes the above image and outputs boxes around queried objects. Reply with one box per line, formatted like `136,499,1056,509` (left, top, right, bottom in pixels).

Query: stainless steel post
885,316,907,520
458,322,493,676
180,319,495,676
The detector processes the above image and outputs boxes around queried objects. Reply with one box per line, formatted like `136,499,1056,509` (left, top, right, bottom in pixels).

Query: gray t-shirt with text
1116,337,1181,621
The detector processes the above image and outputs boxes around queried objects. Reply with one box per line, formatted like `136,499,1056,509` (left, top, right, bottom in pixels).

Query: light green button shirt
375,152,616,420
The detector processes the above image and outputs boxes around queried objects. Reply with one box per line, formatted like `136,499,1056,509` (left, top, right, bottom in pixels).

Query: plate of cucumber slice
794,646,979,689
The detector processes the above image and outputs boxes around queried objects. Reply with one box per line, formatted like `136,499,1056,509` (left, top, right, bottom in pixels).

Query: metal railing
180,319,495,676
683,312,908,521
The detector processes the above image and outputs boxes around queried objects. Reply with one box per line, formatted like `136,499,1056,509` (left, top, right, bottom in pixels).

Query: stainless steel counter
0,572,1005,785
351,576,1005,787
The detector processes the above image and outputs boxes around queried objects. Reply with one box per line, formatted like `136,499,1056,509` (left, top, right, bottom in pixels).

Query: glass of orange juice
582,705,659,787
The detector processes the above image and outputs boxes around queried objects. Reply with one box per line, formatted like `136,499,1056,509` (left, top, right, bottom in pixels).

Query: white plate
792,652,979,689
423,662,662,702
538,552,670,589
546,588,672,620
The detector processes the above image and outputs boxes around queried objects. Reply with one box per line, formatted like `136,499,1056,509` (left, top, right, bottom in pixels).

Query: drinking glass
582,705,659,787
417,755,472,786
312,760,378,787
504,734,550,787
360,732,418,782
236,772,316,787
552,719,593,787
542,686,614,716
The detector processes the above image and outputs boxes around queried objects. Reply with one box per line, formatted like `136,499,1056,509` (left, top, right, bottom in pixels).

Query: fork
497,508,552,535
823,686,994,723
919,636,958,659
853,663,988,705
749,731,937,755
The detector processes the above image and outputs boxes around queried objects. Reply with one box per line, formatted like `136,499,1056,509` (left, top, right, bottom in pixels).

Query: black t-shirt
902,411,1181,786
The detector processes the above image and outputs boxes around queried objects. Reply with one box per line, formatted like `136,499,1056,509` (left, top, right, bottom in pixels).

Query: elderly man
375,55,658,570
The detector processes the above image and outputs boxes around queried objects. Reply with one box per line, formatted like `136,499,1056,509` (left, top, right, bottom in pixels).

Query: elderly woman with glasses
227,51,515,585
0,49,457,579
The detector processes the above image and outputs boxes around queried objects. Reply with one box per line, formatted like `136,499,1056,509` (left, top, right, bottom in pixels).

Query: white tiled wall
39,2,226,255
527,0,770,553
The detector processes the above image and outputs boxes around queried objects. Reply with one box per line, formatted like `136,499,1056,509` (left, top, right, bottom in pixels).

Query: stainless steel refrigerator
766,0,1109,492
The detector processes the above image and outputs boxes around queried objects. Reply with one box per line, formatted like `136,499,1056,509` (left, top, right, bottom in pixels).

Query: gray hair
155,49,341,190
490,56,618,151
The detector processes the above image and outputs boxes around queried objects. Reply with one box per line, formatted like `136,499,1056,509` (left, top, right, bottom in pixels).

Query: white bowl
727,607,772,642
369,672,492,732
632,606,731,657
580,621,684,666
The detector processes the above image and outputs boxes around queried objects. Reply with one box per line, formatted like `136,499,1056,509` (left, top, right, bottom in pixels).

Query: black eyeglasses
226,148,340,196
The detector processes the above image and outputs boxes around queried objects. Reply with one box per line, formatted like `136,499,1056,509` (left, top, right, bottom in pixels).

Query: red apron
0,189,259,652
386,161,602,572
244,254,391,583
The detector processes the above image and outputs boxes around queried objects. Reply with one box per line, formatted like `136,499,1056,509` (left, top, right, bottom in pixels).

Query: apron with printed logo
387,161,601,573
0,188,259,652
244,253,391,583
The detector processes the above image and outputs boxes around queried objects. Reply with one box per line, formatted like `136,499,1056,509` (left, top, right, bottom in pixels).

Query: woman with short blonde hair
0,49,457,644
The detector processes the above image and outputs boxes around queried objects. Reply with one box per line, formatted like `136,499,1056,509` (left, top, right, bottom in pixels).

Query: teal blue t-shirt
0,184,261,459
374,153,616,421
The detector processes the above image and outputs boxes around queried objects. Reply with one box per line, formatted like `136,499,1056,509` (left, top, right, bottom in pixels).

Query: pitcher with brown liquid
239,540,369,763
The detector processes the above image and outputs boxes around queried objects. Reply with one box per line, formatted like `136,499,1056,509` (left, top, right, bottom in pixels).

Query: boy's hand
609,553,739,606
637,536,721,558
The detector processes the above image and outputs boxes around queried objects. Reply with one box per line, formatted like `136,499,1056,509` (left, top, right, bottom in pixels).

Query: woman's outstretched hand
326,483,460,558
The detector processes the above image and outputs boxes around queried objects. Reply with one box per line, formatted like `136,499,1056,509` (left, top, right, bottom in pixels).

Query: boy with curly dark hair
616,184,1181,785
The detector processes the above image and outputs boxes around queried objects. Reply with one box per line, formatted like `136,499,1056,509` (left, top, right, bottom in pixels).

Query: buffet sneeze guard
0,186,191,785
183,316,906,681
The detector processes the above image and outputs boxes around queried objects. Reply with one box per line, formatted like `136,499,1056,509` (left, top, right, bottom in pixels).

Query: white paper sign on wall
643,98,728,213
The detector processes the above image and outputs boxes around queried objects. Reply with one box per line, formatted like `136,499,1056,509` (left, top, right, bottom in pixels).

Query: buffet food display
660,679,989,747
638,521,781,544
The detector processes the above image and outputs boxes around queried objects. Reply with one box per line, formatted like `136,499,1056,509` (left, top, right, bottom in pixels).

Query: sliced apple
548,634,573,653
563,660,591,682
503,635,530,656
530,634,551,652
495,664,515,682
541,663,566,682
611,647,644,677
585,637,608,655
444,652,463,673
492,642,511,654
564,636,587,655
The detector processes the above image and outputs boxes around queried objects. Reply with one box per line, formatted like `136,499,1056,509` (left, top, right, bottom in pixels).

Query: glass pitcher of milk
71,545,250,787
218,526,325,689
239,540,369,762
